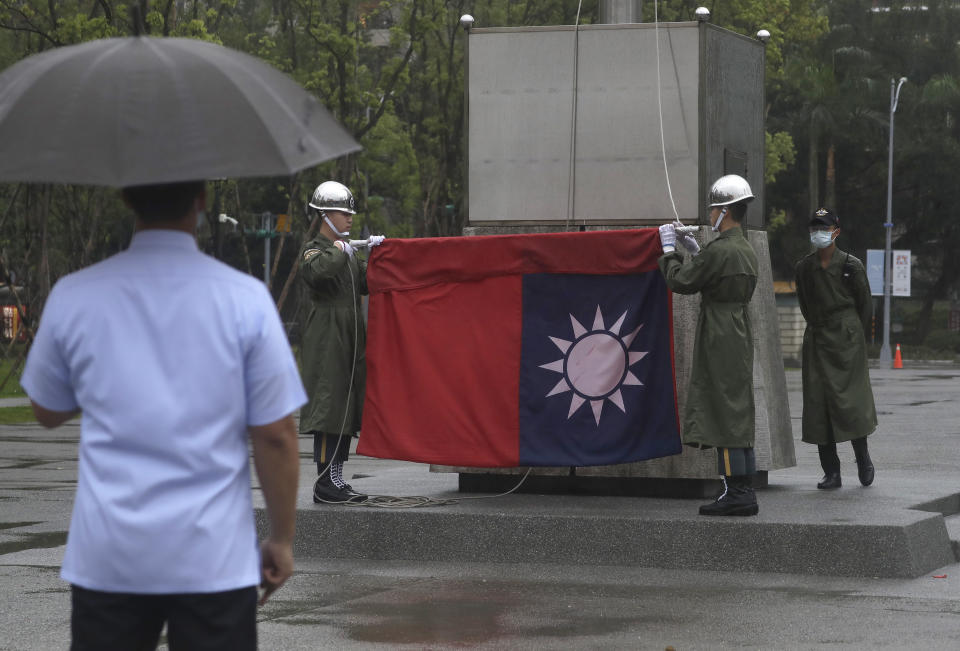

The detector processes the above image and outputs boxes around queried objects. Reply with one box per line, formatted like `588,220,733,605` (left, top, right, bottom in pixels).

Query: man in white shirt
21,180,306,650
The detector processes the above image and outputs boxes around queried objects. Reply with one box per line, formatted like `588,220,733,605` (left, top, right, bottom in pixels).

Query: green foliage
3,0,960,343
0,354,25,398
765,131,796,184
923,328,960,354
766,208,787,234
358,112,420,236
644,1,829,82
0,406,37,424
52,14,117,44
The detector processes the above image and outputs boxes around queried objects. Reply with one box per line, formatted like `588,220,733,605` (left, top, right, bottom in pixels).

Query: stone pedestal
432,225,795,495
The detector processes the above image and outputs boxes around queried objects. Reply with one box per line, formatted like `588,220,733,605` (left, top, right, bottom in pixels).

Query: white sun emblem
539,306,648,426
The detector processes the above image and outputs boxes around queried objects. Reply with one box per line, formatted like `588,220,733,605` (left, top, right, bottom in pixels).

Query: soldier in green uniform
795,208,877,489
658,175,760,516
299,181,384,504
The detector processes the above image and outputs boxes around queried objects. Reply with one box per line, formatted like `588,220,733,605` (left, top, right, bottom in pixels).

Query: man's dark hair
122,181,205,223
726,201,748,222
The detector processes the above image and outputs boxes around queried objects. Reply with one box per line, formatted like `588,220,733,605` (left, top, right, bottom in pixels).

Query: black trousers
313,431,351,467
715,447,756,476
818,437,870,474
70,585,257,651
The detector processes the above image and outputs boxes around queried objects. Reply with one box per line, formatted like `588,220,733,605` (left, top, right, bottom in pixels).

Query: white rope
654,0,681,223
343,468,534,509
565,1,584,231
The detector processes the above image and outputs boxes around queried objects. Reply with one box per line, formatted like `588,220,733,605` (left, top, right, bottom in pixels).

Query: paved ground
2,366,960,649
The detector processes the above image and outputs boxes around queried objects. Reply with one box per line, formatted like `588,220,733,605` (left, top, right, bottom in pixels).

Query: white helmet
309,181,356,214
708,175,754,207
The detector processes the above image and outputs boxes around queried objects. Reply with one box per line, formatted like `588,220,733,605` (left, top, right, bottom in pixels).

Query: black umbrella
0,36,360,186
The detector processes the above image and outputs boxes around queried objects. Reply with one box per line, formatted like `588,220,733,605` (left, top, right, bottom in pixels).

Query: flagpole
880,77,907,363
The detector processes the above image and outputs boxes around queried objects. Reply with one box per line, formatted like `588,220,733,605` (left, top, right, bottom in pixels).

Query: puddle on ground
0,459,50,470
894,374,960,382
0,530,67,555
25,585,71,595
0,483,75,491
0,436,76,445
756,584,856,599
334,584,646,645
0,521,41,531
344,599,504,644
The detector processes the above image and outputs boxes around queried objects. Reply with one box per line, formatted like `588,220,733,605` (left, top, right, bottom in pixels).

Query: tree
646,1,829,233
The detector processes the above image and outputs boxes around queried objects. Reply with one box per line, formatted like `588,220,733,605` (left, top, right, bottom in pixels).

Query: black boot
699,476,759,516
817,444,842,490
313,473,353,504
339,483,368,502
817,474,842,489
331,462,367,503
852,438,874,486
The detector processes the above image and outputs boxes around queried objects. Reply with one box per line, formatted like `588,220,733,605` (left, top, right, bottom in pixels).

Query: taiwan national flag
357,228,681,468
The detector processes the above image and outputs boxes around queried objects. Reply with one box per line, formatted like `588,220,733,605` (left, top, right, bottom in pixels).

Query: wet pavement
2,367,960,649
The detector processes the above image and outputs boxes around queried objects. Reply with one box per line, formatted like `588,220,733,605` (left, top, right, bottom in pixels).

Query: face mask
810,230,834,249
711,208,727,232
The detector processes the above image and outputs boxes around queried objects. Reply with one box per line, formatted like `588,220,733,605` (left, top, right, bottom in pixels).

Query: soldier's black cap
810,207,839,228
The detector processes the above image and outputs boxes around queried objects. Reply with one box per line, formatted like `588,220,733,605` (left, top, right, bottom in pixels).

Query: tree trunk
38,185,52,306
276,214,321,315
825,142,836,210
807,125,819,216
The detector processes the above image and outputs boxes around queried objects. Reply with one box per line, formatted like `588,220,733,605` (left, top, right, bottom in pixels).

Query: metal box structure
448,18,796,489
466,22,765,228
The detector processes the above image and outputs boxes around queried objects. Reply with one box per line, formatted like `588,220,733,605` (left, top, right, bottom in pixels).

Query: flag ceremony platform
257,367,960,581
257,456,958,580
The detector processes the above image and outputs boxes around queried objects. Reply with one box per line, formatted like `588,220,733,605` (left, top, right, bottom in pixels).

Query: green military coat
658,226,759,449
795,247,877,444
298,234,367,436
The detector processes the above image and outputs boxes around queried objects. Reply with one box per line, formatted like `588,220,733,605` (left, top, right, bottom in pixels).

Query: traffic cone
893,343,903,369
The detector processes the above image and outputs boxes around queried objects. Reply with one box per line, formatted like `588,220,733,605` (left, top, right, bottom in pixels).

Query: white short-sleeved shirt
21,230,307,594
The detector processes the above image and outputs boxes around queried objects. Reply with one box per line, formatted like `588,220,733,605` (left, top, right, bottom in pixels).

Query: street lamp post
879,76,907,363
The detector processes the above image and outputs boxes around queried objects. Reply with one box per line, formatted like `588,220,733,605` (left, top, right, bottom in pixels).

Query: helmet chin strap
711,207,728,233
322,211,350,239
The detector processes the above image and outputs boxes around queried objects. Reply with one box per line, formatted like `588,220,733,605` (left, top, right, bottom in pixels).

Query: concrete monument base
457,470,768,499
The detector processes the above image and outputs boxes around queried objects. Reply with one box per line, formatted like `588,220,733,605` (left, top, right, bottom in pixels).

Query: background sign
893,249,911,297
866,249,911,297
866,249,884,296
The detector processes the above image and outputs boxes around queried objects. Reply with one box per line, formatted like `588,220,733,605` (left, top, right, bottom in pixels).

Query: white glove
679,234,700,256
345,235,385,250
658,223,676,253
335,240,354,258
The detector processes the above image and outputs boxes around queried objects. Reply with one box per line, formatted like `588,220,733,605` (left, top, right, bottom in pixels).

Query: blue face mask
810,230,834,249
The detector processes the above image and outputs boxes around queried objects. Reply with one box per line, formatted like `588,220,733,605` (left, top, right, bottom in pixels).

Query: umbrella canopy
0,37,360,186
